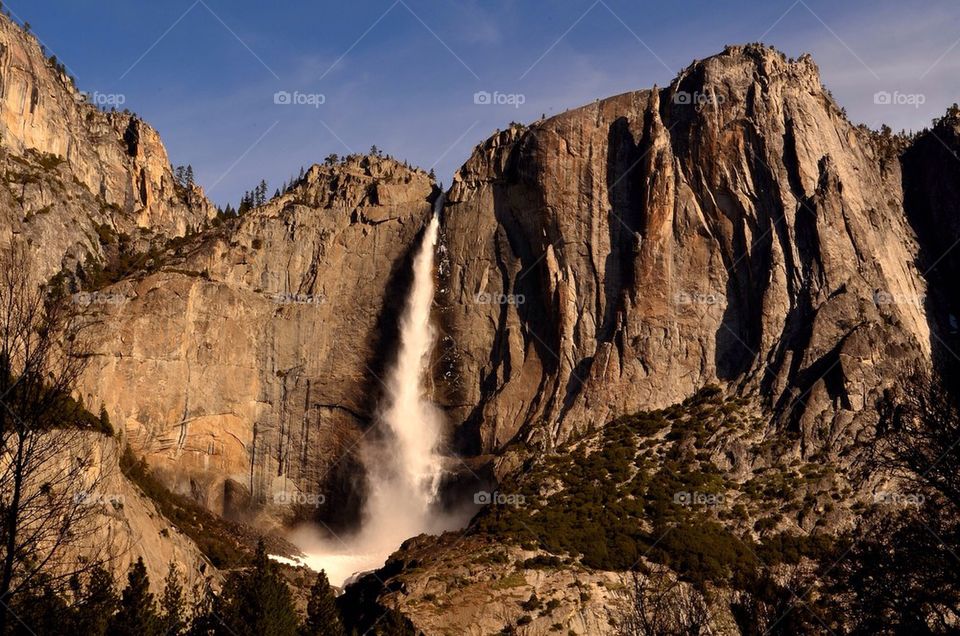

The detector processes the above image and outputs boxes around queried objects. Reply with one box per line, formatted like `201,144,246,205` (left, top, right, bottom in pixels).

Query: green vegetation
0,362,112,435
301,570,346,636
10,540,346,636
35,152,64,171
474,387,831,590
108,558,161,635
216,541,300,636
49,219,211,293
74,229,166,290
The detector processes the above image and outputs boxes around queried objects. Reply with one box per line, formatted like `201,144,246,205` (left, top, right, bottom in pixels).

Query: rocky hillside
4,5,959,627
0,12,240,593
63,44,946,542
344,46,960,634
355,389,839,634
0,12,213,279
439,45,931,464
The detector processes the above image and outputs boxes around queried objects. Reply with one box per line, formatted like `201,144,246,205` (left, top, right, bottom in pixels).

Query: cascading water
362,205,446,529
293,196,465,587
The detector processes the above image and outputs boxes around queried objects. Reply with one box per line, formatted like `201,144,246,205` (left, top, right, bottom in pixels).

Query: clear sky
10,0,959,207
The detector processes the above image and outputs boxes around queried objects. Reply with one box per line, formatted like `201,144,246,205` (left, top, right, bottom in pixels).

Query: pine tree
73,565,119,636
185,165,195,188
300,571,344,636
185,580,221,636
219,540,299,636
11,579,71,636
160,563,187,636
109,558,161,636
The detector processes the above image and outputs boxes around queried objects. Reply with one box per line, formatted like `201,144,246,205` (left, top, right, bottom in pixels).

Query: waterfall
294,196,464,587
363,202,445,525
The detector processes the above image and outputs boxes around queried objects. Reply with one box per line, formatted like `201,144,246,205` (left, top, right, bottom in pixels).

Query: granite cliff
3,6,960,629
78,156,438,530
439,45,931,464
0,13,213,280
347,47,960,633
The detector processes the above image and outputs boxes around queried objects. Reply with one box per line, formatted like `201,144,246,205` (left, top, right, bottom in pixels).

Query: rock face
78,157,438,527
35,431,214,595
0,13,213,279
901,111,960,377
6,13,960,629
342,534,626,636
439,45,930,459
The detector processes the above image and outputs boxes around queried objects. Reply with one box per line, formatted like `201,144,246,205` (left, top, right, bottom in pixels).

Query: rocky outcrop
341,47,960,636
439,45,930,459
78,156,438,528
342,534,627,635
37,431,214,594
0,13,214,279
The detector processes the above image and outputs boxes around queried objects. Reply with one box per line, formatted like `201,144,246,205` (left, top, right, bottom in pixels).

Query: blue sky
10,0,960,207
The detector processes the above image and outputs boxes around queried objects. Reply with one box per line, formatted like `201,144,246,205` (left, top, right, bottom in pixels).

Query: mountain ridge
438,42,934,463
2,9,959,629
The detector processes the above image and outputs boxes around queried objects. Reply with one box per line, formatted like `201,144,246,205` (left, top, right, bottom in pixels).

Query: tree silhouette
108,558,160,636
219,539,298,636
160,563,187,636
301,570,344,636
0,244,110,633
72,565,119,636
823,368,960,632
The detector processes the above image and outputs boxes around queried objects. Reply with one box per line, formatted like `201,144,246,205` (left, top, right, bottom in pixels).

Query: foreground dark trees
6,540,346,636
0,244,113,633
823,368,960,633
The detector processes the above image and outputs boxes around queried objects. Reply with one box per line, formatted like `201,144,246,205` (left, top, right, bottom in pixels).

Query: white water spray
293,197,465,587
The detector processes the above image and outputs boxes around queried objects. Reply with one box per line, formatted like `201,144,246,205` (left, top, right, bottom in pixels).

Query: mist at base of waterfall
287,499,471,588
